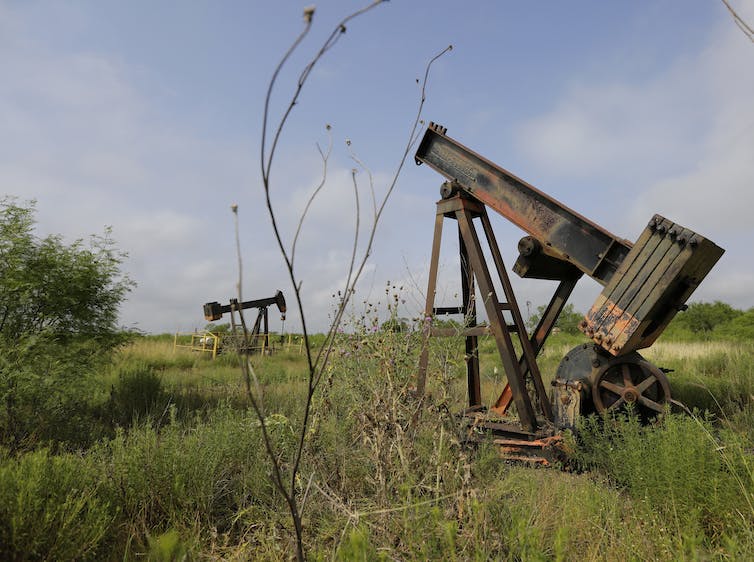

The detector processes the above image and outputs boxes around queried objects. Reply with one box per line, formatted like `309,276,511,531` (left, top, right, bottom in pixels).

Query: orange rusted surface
494,435,564,466
490,383,513,416
582,297,639,356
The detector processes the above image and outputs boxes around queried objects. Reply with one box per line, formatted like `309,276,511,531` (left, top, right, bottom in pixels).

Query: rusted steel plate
494,435,564,466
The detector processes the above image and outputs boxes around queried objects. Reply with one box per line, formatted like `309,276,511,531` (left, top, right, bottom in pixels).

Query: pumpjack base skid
460,407,564,466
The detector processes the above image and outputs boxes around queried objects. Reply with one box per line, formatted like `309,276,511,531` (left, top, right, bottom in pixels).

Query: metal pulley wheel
592,357,671,420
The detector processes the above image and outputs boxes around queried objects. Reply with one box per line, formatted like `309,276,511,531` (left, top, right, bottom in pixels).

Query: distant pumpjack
203,290,286,354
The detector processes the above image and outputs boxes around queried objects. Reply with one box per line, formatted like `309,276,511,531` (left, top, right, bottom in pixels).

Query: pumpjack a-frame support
417,192,578,438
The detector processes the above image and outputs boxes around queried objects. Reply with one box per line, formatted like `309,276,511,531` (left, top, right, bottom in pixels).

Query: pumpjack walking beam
203,291,287,322
414,123,632,287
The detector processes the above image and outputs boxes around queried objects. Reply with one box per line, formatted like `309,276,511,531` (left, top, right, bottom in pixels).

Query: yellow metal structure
173,331,304,359
173,331,221,359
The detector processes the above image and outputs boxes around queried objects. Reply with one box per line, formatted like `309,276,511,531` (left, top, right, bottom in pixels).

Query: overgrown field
2,329,754,560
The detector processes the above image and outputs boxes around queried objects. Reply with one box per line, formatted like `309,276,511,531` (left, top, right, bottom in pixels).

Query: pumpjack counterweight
414,122,724,455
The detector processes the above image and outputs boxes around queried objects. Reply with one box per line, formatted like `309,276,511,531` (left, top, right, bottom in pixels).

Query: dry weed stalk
230,2,452,559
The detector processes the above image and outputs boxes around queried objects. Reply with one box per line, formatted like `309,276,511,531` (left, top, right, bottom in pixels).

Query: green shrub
0,340,111,450
0,198,133,451
663,301,742,339
334,526,384,561
93,406,283,554
573,412,754,549
714,309,754,341
109,363,169,427
0,448,114,561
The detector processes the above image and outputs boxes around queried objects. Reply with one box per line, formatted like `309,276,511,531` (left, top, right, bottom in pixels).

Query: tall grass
0,448,114,561
1,335,753,559
573,411,754,555
645,340,754,418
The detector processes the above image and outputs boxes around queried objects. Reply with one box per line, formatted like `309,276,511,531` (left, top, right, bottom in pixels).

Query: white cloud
631,31,754,237
119,211,203,254
514,23,754,310
0,10,256,332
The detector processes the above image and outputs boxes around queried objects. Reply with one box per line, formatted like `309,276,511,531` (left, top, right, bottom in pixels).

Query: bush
109,363,169,427
573,412,754,549
93,406,280,555
663,301,743,339
527,303,584,335
0,198,134,451
0,198,133,346
0,340,112,450
714,309,754,341
0,448,114,561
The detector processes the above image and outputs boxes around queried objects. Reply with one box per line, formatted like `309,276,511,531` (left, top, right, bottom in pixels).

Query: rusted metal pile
414,122,723,464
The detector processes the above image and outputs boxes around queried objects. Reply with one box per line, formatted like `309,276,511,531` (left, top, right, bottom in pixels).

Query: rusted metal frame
416,210,446,397
459,229,482,407
490,385,514,416
414,125,632,285
494,435,563,463
262,307,270,351
492,276,580,415
432,326,490,337
249,309,264,351
434,306,464,314
465,416,541,440
454,200,539,433
477,210,553,423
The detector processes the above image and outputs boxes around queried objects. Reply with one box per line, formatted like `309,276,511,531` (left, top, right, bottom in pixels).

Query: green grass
1,334,753,559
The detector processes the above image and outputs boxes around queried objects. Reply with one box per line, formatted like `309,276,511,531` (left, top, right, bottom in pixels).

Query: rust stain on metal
582,297,639,356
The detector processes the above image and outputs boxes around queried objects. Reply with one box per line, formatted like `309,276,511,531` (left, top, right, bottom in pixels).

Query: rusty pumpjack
415,123,724,458
203,291,287,354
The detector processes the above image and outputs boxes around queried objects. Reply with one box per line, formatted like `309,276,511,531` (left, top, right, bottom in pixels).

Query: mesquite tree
0,197,133,449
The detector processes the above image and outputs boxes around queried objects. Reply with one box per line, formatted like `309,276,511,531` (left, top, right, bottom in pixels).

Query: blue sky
2,1,753,333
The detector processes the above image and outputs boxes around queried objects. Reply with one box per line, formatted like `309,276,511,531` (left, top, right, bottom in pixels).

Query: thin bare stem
228,217,293,516
255,3,452,560
341,168,362,309
261,17,312,184
312,44,454,388
231,205,253,400
347,145,377,220
721,0,754,42
232,204,243,303
291,129,333,266
257,4,388,560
